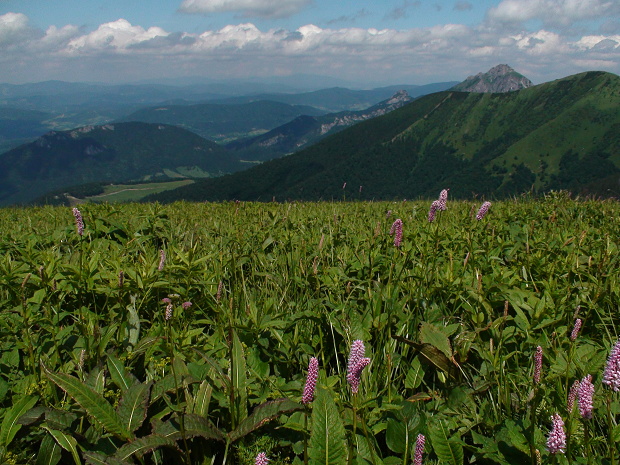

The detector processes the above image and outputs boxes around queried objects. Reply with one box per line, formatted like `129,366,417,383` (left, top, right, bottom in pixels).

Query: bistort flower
546,413,566,454
347,340,370,394
255,452,269,465
533,346,543,384
72,207,84,236
413,433,426,465
577,374,594,419
389,218,403,247
302,357,319,404
476,201,492,220
603,339,620,391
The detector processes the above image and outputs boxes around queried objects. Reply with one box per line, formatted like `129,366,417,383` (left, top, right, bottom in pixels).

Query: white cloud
0,12,34,46
487,0,620,27
179,0,311,18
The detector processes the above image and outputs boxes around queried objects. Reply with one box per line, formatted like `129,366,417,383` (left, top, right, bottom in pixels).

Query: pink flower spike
577,374,594,419
570,318,582,341
255,452,269,465
603,339,620,391
413,433,425,465
437,189,449,211
347,340,370,394
72,207,84,235
546,413,566,454
302,357,319,404
476,201,492,220
567,379,580,411
389,218,403,248
428,200,441,222
533,346,543,384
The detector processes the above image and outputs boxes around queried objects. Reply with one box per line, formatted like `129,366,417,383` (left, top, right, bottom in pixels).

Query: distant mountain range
0,122,240,205
143,71,620,203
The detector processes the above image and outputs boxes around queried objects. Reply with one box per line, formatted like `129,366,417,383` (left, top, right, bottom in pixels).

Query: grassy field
86,180,195,203
0,194,619,465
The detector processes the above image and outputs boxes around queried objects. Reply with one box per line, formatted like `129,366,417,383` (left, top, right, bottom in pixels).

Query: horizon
0,1,619,88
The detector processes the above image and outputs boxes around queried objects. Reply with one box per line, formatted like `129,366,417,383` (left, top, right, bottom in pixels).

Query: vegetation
0,122,243,206
0,195,619,465
147,71,620,203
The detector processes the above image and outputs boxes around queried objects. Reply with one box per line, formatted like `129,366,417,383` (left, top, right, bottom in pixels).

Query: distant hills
0,122,240,205
144,71,620,203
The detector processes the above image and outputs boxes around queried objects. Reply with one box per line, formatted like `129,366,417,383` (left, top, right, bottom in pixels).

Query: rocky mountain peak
451,64,533,93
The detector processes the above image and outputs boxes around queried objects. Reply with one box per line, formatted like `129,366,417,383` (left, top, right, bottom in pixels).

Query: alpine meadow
1,194,620,465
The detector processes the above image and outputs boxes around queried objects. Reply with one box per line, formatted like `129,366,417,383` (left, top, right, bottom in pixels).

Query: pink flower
428,200,441,222
413,433,425,465
161,297,172,304
302,357,319,404
347,340,370,394
255,452,269,465
164,303,173,321
568,379,580,411
437,189,449,211
476,201,492,220
533,346,543,384
577,374,594,419
72,207,84,236
546,413,566,454
603,339,620,391
158,249,166,271
570,318,582,341
389,219,403,248
182,301,192,309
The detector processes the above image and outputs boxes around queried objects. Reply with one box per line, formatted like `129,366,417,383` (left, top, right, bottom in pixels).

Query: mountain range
143,70,620,203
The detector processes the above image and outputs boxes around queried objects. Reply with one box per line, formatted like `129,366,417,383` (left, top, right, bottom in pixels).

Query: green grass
86,179,195,202
0,196,619,465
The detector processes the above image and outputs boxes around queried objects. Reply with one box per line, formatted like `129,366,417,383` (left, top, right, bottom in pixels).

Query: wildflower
389,218,403,248
158,249,166,271
78,349,86,369
161,297,172,304
386,210,392,219
437,189,449,211
302,357,319,404
255,452,269,465
347,340,370,394
533,346,543,384
72,207,84,236
577,374,594,419
181,301,192,310
413,433,425,465
568,379,580,411
476,201,492,220
546,413,566,454
428,200,441,222
603,339,620,391
164,302,173,321
570,318,582,341
342,182,347,189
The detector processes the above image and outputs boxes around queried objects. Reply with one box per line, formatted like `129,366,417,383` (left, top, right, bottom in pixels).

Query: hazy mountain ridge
0,122,241,205
144,71,620,203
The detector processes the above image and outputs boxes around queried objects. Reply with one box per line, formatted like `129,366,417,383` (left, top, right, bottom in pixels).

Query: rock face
451,64,533,93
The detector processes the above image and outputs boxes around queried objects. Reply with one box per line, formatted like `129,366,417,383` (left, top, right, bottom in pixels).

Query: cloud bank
0,0,618,85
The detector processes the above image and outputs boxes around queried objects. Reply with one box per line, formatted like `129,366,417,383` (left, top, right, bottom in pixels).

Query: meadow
0,194,619,465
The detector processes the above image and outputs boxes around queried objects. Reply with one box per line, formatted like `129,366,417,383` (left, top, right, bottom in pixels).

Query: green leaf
35,433,62,465
126,294,140,349
309,388,346,465
114,435,176,461
0,395,38,447
192,380,212,417
229,398,304,442
44,427,81,465
117,382,151,433
151,414,225,442
428,420,463,465
107,353,137,392
419,322,453,358
385,418,407,454
231,330,248,424
405,357,425,390
42,364,133,441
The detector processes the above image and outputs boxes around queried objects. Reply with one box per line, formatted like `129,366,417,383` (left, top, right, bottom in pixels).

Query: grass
86,179,195,202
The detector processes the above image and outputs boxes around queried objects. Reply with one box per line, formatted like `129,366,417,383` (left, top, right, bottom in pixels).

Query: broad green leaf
428,420,463,465
151,414,225,442
117,382,151,433
231,330,248,424
192,380,212,417
42,365,132,441
107,353,137,392
419,322,453,358
229,398,304,442
35,433,62,465
44,427,81,465
114,435,176,461
392,335,458,379
385,418,407,454
0,395,38,447
309,388,346,465
126,294,140,349
405,357,425,390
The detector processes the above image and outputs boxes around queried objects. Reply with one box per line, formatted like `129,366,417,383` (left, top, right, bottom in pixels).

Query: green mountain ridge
144,71,620,203
0,122,242,205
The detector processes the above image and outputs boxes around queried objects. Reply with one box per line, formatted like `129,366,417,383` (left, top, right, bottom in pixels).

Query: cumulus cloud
487,0,620,27
1,12,619,85
178,0,312,18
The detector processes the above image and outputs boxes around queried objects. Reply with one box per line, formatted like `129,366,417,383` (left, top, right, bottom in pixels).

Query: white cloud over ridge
0,9,618,85
179,0,312,18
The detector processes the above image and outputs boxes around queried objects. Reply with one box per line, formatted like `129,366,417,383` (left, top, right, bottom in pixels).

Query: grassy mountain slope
0,122,242,205
117,100,326,143
145,71,620,202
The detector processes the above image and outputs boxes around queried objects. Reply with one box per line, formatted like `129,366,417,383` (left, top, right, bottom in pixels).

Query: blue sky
1,0,618,87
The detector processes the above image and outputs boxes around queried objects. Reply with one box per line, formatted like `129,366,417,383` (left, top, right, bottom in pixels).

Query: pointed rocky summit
451,64,533,93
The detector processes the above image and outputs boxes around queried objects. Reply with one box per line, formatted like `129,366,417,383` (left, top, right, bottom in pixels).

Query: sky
0,0,619,88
